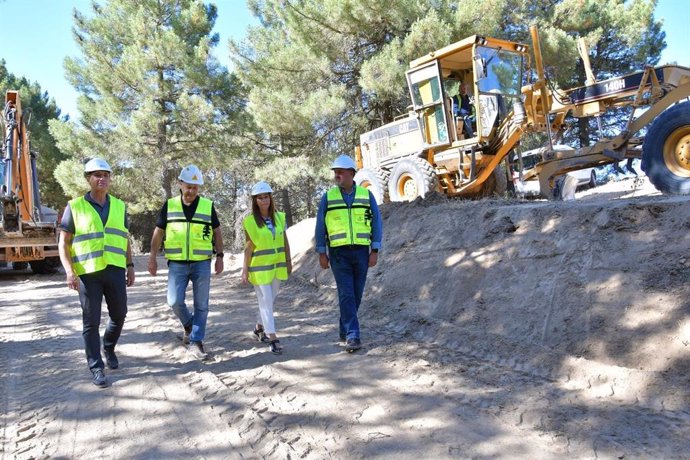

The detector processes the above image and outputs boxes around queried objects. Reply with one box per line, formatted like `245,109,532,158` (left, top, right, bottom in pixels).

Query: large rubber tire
354,168,389,204
30,257,61,275
588,170,597,189
641,101,690,195
553,174,578,200
388,158,437,202
478,164,508,198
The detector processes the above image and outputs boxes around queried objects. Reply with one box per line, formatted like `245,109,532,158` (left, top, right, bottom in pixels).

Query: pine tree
540,0,666,147
231,0,665,184
0,60,67,210
49,0,246,212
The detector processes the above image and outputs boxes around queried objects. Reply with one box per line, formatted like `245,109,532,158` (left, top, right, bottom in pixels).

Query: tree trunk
163,168,175,200
577,116,591,148
306,180,317,217
157,67,171,198
281,188,293,228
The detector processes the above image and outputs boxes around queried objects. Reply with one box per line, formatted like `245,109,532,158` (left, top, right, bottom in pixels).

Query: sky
0,0,687,120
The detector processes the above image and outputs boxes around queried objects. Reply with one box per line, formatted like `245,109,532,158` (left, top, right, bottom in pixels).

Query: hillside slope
288,178,689,456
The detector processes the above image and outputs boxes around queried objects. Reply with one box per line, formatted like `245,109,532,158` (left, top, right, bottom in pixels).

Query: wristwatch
126,263,134,268
371,249,379,253
216,252,225,258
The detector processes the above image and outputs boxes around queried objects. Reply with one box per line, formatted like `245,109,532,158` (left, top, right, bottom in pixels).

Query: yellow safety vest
69,195,128,275
164,196,214,261
325,186,372,247
243,212,288,285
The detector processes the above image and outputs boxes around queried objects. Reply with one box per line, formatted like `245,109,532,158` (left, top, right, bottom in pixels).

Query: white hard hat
251,181,273,196
84,158,112,173
178,164,204,185
330,154,357,170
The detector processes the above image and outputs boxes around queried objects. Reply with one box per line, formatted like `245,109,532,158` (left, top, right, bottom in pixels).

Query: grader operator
355,26,690,202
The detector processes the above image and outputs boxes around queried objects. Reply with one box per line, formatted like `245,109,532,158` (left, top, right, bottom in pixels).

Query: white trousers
254,279,281,334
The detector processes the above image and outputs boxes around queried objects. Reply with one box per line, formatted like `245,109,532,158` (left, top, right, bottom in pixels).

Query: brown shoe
188,341,208,360
182,322,192,345
345,338,362,353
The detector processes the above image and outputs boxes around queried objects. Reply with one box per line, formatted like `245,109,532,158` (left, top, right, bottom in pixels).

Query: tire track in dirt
372,313,690,458
4,228,689,460
0,272,77,459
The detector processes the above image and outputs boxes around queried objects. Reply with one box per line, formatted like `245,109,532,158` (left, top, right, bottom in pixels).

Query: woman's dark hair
251,193,276,228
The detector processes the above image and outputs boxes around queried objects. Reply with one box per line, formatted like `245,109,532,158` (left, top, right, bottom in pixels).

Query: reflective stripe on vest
164,197,214,261
324,186,372,247
243,212,288,285
69,195,128,275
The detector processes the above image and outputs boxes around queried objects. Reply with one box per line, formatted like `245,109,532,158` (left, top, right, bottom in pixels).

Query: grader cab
355,26,690,201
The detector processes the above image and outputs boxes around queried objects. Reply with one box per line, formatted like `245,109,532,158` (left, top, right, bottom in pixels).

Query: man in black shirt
147,165,224,360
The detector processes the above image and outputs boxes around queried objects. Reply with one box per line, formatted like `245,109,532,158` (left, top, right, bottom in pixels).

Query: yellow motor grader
355,26,690,201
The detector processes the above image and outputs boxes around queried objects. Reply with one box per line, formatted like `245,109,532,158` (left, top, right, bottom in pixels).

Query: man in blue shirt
58,158,135,388
315,155,383,352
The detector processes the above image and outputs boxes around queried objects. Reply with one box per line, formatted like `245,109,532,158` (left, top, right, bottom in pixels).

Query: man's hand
319,253,330,269
241,269,249,284
148,256,158,276
368,251,378,268
215,257,224,275
66,270,79,291
126,266,135,286
287,259,293,275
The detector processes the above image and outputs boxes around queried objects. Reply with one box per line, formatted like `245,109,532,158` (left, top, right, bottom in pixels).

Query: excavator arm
1,91,59,272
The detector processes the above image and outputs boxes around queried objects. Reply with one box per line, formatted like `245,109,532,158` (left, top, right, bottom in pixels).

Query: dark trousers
329,245,370,340
78,265,128,371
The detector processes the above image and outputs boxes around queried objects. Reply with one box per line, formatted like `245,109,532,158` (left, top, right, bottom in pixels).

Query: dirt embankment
1,177,688,459
285,178,690,457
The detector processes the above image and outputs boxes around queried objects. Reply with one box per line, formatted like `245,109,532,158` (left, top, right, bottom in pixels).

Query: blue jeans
329,246,370,340
457,108,474,137
167,260,211,342
78,265,128,371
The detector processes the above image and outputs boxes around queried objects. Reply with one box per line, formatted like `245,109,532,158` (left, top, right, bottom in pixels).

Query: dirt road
1,177,689,459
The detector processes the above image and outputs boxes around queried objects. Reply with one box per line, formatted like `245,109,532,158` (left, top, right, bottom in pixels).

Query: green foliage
50,0,248,214
536,0,666,146
43,0,666,236
53,159,88,198
544,0,665,88
232,0,666,183
0,60,68,210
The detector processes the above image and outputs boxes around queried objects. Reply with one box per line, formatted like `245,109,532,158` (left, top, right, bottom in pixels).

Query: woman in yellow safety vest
242,181,292,354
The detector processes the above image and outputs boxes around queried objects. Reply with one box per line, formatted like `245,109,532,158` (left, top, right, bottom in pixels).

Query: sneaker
182,322,192,345
339,333,346,342
253,327,270,343
345,338,362,353
188,341,208,360
268,339,283,355
92,368,107,388
103,348,119,369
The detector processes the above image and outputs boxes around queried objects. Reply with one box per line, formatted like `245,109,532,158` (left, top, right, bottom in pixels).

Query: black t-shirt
156,195,220,229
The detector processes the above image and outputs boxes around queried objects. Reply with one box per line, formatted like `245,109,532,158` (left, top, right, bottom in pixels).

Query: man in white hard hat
58,157,135,388
314,154,383,352
148,164,224,360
